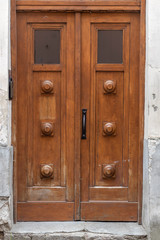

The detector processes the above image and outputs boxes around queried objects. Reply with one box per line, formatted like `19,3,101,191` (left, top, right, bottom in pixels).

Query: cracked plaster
0,199,11,232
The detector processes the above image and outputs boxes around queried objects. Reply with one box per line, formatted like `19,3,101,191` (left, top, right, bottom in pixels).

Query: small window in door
98,30,123,64
34,30,60,64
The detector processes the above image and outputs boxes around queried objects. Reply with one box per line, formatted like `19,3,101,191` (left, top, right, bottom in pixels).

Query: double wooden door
16,12,140,221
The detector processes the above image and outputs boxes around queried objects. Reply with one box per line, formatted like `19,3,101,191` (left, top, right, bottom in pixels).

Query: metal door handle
82,109,87,139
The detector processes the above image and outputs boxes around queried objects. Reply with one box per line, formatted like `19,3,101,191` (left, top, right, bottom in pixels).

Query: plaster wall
0,0,13,233
143,0,160,239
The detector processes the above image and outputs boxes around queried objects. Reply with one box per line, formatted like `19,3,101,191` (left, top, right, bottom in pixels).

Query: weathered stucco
0,199,11,232
0,90,8,147
148,140,160,240
143,0,160,239
0,0,12,235
0,146,13,232
0,0,9,92
146,0,160,137
0,147,13,197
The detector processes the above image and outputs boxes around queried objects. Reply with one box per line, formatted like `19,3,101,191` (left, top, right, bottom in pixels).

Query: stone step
4,222,148,240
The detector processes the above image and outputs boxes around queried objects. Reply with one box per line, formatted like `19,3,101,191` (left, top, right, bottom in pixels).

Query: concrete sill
5,222,147,239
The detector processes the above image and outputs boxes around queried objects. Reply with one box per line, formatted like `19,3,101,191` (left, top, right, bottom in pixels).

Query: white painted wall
0,0,12,232
0,0,9,92
0,0,11,147
146,0,160,138
144,0,160,239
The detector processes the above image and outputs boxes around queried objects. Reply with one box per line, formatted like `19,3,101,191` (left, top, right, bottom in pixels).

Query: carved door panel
17,13,75,221
16,11,140,222
81,13,140,221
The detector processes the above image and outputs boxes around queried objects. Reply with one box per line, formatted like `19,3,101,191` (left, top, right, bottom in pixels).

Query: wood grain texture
16,0,141,11
17,13,28,202
13,2,144,222
81,13,91,202
90,187,128,201
96,64,124,72
81,12,140,221
95,71,124,187
16,0,141,6
17,202,74,221
128,13,140,202
81,202,138,221
16,6,141,12
32,65,62,72
16,13,75,221
27,187,66,201
122,23,130,187
74,13,81,220
138,0,146,224
65,13,75,202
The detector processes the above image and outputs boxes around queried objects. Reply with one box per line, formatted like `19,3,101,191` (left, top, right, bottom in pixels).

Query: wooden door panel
31,72,61,188
81,13,140,221
127,13,140,202
17,13,29,203
16,11,140,221
81,202,138,221
89,187,128,201
17,13,75,221
95,71,124,187
17,202,74,221
27,187,66,201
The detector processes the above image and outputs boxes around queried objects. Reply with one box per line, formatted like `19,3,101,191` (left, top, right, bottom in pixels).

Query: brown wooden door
16,12,140,221
81,13,140,221
17,12,75,221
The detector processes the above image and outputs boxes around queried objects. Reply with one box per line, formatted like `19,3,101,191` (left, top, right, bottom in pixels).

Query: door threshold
5,222,147,239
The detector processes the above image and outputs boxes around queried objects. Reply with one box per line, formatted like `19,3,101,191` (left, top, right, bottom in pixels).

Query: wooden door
16,11,140,221
16,12,75,221
81,13,140,221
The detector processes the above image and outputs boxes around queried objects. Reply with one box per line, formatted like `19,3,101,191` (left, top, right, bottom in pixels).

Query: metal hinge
9,70,13,100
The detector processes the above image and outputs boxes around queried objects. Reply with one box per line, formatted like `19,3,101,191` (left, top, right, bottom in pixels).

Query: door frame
11,0,146,224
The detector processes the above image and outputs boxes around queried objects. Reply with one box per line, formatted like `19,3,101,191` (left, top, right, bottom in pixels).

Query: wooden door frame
11,0,146,224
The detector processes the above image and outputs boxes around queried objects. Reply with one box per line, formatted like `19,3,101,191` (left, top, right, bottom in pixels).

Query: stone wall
0,0,13,233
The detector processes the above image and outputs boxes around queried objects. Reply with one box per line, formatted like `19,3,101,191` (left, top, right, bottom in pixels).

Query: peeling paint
152,94,156,100
151,105,158,111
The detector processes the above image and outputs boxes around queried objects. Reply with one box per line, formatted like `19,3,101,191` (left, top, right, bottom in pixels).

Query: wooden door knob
103,122,116,136
104,80,116,93
103,164,116,178
41,122,54,136
41,80,54,93
41,165,53,178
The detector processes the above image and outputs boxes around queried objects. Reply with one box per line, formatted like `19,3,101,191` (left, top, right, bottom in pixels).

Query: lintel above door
16,0,141,12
